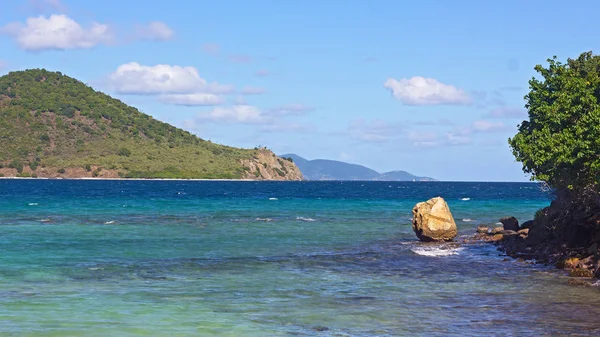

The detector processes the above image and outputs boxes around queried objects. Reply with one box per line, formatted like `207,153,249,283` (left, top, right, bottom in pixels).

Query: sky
1,0,599,182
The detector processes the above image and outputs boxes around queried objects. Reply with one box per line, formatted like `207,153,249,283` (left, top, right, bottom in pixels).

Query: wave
296,216,316,222
104,221,115,224
28,203,39,206
411,246,463,257
460,198,471,201
268,197,278,201
255,218,273,222
462,218,474,222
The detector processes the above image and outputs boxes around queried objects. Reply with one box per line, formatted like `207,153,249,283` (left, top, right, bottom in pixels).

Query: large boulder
500,216,520,231
412,197,458,242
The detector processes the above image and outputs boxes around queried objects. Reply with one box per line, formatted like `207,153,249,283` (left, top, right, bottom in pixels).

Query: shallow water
1,180,599,336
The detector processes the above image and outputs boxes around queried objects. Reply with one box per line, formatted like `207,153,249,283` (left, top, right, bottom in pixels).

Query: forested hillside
0,69,301,180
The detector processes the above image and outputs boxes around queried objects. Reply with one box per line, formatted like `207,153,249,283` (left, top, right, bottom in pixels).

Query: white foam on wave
268,197,278,201
296,216,316,222
460,198,471,201
39,219,51,222
104,221,115,224
462,218,474,222
255,218,273,222
28,203,38,206
411,246,464,257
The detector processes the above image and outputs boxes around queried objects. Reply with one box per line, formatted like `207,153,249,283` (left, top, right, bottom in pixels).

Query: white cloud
1,14,113,51
254,69,271,77
406,131,438,147
201,43,220,55
339,151,354,161
347,119,401,143
267,104,314,116
485,107,527,119
198,105,268,124
259,122,315,133
108,62,234,95
472,120,507,132
414,119,455,126
192,104,315,134
233,96,247,105
158,93,223,106
384,76,471,105
135,21,174,41
240,86,266,95
446,133,472,146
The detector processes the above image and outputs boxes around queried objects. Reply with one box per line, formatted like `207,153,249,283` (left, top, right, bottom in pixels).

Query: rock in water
412,197,458,242
500,216,519,231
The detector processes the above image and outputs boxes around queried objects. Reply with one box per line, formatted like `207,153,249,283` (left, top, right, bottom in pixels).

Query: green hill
0,69,302,180
280,153,436,181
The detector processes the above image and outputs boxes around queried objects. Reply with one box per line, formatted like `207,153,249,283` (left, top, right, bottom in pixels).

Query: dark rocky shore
411,193,600,287
463,210,600,286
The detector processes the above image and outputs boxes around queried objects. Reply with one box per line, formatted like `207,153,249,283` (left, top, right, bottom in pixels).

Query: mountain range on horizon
279,153,437,181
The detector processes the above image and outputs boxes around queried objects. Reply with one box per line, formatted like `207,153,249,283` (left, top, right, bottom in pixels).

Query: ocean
1,180,599,336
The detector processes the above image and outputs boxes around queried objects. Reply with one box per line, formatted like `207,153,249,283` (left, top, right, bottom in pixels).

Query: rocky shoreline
409,195,600,287
462,218,600,287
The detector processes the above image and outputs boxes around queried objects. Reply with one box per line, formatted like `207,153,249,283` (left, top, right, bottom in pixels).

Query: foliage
0,69,289,179
509,51,600,190
117,147,131,157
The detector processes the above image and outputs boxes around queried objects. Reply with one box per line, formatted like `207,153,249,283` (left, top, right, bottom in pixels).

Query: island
0,69,302,180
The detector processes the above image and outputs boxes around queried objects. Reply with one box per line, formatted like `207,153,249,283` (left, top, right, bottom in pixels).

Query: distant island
279,154,437,181
0,69,301,180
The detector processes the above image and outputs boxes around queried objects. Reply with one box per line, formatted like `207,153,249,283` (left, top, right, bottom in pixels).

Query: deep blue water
1,180,599,336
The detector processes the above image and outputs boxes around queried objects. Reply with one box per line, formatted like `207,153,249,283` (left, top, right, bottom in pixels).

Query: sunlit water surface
1,180,599,336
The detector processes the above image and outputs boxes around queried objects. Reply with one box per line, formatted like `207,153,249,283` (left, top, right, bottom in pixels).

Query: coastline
0,176,273,181
465,224,600,285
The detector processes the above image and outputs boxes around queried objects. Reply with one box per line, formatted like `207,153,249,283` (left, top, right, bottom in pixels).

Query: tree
509,51,600,191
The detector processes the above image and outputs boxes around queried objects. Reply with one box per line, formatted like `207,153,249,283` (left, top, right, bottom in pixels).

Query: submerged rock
568,278,593,286
500,216,520,231
489,226,504,235
564,257,580,270
412,197,457,242
485,234,504,242
476,225,489,234
569,268,594,278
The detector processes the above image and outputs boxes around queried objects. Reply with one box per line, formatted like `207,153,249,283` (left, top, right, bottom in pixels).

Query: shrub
509,51,600,191
117,147,131,157
58,168,66,174
39,134,50,142
274,168,285,177
85,164,91,172
9,160,23,173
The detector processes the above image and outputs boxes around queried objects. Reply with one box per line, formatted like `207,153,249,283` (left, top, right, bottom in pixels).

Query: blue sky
1,0,598,181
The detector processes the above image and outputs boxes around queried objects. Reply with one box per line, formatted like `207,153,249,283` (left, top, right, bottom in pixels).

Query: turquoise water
1,180,599,336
